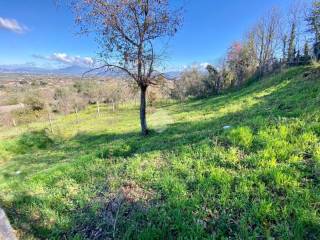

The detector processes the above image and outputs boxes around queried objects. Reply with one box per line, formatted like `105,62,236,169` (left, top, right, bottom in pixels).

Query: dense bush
171,68,215,100
17,130,54,152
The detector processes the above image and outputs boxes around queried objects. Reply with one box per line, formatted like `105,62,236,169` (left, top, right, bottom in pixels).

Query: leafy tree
286,1,304,65
306,0,320,42
227,41,257,87
206,65,222,94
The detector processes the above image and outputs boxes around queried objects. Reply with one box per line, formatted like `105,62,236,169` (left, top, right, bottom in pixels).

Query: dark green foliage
17,130,54,152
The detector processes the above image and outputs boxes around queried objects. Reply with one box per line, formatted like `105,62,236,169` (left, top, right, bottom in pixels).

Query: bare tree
53,87,73,115
104,80,124,112
253,8,281,76
286,0,305,64
66,0,183,135
171,67,207,100
84,81,107,116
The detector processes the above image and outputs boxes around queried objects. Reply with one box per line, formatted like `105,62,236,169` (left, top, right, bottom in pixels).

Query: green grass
0,66,320,239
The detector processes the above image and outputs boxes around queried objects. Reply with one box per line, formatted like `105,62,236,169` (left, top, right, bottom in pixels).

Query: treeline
172,1,320,100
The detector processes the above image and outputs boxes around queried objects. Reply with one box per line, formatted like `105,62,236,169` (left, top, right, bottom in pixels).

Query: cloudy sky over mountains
0,0,308,72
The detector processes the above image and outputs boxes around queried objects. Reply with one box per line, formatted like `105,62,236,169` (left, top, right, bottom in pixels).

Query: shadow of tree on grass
1,66,320,239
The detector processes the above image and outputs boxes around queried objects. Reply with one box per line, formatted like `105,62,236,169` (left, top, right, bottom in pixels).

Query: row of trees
172,1,320,100
223,2,312,87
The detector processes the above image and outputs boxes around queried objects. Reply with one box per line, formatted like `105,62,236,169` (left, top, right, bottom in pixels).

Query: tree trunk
140,86,148,136
12,119,16,127
75,107,79,124
112,99,115,112
97,101,100,116
48,112,54,134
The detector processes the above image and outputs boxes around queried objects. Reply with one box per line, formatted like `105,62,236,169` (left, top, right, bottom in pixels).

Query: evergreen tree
306,1,320,42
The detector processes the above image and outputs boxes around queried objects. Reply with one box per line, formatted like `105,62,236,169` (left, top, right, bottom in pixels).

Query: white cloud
33,53,95,67
0,17,28,33
182,62,210,71
199,62,210,68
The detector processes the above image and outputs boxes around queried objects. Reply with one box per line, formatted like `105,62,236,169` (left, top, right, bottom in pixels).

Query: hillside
0,66,320,239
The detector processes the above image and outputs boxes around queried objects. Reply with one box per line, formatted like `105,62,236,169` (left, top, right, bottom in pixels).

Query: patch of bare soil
71,182,155,240
0,104,25,114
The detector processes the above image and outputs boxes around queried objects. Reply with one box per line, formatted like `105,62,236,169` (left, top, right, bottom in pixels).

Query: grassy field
0,66,320,239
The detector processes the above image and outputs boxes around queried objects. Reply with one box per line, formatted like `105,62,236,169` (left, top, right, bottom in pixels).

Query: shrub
171,68,210,100
11,108,45,125
23,94,45,111
17,130,54,152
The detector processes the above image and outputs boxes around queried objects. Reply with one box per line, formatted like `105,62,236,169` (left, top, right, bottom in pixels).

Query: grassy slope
0,66,320,239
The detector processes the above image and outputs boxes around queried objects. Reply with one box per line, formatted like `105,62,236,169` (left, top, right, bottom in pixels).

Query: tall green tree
306,1,320,42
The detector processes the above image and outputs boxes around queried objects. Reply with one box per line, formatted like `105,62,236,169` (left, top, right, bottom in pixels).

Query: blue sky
0,0,311,70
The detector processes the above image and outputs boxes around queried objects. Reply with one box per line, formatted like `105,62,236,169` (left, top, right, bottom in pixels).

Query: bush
24,94,45,111
17,130,54,152
11,108,45,125
171,68,210,100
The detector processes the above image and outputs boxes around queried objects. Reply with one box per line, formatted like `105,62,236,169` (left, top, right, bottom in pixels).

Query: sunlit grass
0,66,320,239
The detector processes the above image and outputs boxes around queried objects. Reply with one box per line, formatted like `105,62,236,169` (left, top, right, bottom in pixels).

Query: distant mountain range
0,65,99,76
0,65,181,78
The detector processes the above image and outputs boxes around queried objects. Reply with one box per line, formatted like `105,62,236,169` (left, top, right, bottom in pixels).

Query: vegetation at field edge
0,66,320,239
